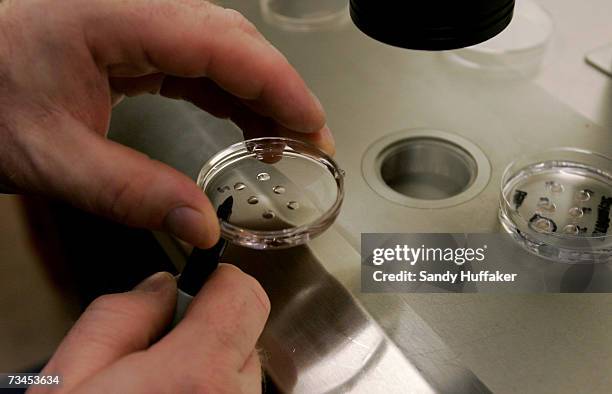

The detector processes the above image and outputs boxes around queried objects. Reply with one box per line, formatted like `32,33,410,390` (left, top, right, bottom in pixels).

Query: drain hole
379,138,478,200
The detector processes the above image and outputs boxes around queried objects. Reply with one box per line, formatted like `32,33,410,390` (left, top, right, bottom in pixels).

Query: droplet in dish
247,196,259,205
257,173,271,182
563,224,580,235
545,181,564,193
568,207,583,218
575,189,592,202
529,214,557,233
273,185,286,195
234,182,246,191
262,210,276,219
537,197,556,212
287,201,300,210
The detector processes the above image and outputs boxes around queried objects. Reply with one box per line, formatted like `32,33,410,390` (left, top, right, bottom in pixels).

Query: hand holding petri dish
499,148,612,263
198,138,345,249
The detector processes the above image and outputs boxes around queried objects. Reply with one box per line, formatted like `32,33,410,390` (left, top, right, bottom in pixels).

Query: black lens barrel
350,0,515,50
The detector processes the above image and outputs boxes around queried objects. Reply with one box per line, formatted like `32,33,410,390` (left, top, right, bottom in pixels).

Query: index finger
84,0,326,134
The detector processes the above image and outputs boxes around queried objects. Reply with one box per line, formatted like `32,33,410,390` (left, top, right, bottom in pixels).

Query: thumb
21,115,220,248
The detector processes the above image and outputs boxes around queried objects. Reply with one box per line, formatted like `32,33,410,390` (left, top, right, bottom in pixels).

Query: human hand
29,266,271,393
0,0,334,248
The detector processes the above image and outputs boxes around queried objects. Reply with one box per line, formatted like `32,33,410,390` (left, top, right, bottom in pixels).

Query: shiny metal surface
109,0,612,392
534,0,612,130
586,44,612,78
380,139,475,200
225,243,437,393
362,129,490,208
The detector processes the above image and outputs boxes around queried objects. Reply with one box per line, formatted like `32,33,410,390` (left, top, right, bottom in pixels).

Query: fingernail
319,125,335,156
308,88,325,117
164,206,217,247
135,272,175,292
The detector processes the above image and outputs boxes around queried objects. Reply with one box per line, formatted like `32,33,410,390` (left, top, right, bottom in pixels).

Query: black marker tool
172,196,233,326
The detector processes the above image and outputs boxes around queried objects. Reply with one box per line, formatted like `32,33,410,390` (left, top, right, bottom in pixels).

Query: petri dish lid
198,138,344,249
260,0,349,32
447,0,553,75
499,147,612,263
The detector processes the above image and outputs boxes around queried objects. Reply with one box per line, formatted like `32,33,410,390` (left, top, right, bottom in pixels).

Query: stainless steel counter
535,0,612,131
109,0,612,392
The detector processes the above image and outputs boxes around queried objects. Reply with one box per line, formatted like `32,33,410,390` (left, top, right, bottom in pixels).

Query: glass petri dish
259,0,349,32
198,138,344,249
446,0,553,75
499,148,612,263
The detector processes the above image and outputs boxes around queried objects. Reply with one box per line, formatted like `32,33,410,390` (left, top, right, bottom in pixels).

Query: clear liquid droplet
287,201,300,210
537,197,556,212
568,207,583,218
576,189,592,202
273,185,286,195
247,196,259,205
217,185,230,193
262,210,275,219
563,224,580,235
257,173,270,182
532,217,555,233
234,182,246,191
545,181,564,193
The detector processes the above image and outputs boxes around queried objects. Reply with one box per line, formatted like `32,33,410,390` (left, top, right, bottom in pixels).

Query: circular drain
362,129,491,208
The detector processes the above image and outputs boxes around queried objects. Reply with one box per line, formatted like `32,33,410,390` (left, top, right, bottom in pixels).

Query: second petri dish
499,148,612,263
198,138,344,249
447,0,553,75
260,0,349,32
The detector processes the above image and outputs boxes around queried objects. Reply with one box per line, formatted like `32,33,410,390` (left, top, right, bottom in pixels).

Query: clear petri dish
198,138,344,249
446,0,553,76
259,0,349,32
499,148,612,263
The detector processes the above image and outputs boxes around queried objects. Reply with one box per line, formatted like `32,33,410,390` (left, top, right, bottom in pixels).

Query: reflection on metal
224,242,485,393
586,43,612,78
362,129,491,209
259,0,349,32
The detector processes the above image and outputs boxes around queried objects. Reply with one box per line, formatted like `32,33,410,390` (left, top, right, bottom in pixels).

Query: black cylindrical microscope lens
350,0,515,50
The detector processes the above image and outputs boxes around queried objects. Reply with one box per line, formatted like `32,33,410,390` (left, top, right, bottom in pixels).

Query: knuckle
222,8,260,37
100,176,136,223
82,292,158,348
95,165,151,226
146,0,213,21
73,295,135,344
88,292,148,322
217,265,271,317
88,292,124,312
244,274,271,317
175,0,214,12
